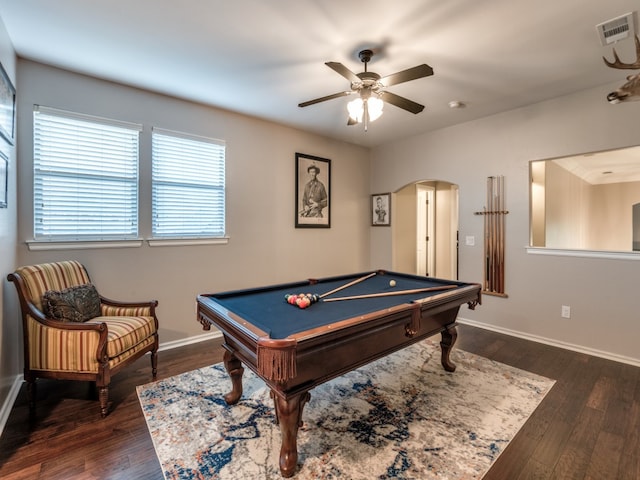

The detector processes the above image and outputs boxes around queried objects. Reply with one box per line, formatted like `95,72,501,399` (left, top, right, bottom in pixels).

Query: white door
416,185,435,276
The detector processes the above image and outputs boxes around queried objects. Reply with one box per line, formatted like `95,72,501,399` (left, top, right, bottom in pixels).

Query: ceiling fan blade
379,64,434,87
381,91,425,114
298,91,352,108
325,62,361,83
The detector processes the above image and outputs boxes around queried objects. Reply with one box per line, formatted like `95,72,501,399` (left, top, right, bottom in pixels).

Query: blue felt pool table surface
202,271,473,339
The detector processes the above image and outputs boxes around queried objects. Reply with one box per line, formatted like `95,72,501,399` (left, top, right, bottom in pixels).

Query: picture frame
0,151,7,208
371,193,391,226
295,152,331,228
0,62,15,145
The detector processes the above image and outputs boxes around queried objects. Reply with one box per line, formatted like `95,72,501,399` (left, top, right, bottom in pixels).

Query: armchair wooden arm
99,295,159,309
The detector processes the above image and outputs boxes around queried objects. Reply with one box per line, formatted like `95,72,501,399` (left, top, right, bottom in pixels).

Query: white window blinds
152,128,226,238
33,106,141,241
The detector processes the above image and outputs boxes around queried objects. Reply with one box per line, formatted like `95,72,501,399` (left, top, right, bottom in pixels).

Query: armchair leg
26,379,36,412
98,386,109,418
151,350,158,379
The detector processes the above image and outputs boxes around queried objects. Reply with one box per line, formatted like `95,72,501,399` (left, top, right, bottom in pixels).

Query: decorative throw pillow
42,284,102,322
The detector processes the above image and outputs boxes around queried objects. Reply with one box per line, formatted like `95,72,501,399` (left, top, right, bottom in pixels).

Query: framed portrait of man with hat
371,193,391,226
295,152,330,228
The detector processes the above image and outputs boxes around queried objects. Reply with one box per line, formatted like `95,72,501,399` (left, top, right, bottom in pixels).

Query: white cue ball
389,280,396,287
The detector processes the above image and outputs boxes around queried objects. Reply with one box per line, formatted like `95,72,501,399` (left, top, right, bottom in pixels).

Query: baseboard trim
157,330,222,352
0,375,23,440
458,317,640,368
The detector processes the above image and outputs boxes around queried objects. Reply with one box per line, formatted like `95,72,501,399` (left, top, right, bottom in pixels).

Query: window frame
31,105,142,247
150,127,227,242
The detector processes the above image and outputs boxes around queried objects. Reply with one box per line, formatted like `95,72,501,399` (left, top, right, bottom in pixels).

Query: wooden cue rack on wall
474,175,508,297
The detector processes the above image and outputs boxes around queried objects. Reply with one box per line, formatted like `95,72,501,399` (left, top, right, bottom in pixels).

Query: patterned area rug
137,341,554,479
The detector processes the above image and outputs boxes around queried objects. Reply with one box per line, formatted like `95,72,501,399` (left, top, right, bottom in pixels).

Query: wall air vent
596,12,636,46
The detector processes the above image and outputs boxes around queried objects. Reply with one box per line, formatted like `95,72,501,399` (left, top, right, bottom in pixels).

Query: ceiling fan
298,49,434,129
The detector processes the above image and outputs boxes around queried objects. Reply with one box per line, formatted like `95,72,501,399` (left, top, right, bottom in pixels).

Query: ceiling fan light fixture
368,97,384,121
299,49,432,130
347,96,384,124
347,97,364,123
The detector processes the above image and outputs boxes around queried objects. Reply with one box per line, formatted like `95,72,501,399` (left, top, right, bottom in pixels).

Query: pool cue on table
285,272,378,309
322,284,457,302
319,272,377,299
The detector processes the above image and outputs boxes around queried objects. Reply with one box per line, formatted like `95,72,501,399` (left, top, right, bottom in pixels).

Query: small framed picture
295,152,331,228
0,151,7,208
371,193,390,226
0,62,15,145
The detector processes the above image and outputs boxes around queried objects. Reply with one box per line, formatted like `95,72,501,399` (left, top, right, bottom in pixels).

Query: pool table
196,270,481,477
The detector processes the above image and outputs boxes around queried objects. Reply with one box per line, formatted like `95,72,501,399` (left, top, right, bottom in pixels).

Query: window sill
27,239,144,251
26,237,230,250
147,237,229,247
526,247,640,261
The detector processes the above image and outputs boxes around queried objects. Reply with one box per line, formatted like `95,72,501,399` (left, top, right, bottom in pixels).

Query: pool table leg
222,349,245,405
272,390,311,478
440,324,458,372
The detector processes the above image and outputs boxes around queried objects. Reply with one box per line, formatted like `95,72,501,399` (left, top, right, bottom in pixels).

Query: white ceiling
0,0,639,148
552,145,640,185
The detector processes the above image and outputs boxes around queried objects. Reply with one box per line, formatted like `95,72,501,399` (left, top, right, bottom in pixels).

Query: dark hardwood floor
0,324,638,479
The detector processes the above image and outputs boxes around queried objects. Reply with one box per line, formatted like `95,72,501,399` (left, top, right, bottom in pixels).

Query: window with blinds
33,106,141,241
151,128,226,238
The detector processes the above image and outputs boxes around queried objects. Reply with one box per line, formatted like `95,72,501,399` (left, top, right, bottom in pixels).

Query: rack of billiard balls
284,293,320,309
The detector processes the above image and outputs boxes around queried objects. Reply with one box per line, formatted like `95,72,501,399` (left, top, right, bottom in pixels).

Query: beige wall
0,17,18,421
545,161,591,249
392,187,416,272
590,181,640,251
434,183,457,279
530,161,545,246
371,82,640,364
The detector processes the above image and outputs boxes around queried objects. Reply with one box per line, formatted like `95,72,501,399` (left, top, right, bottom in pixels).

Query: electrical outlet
561,305,571,318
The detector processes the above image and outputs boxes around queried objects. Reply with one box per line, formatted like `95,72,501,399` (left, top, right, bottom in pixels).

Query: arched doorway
392,180,459,280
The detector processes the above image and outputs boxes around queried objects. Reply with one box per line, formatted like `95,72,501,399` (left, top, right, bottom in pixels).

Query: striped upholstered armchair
7,260,159,417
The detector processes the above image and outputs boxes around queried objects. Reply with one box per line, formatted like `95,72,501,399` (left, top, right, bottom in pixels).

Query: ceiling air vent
596,12,636,46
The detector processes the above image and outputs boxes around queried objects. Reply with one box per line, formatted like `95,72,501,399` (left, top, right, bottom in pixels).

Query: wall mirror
530,145,640,252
